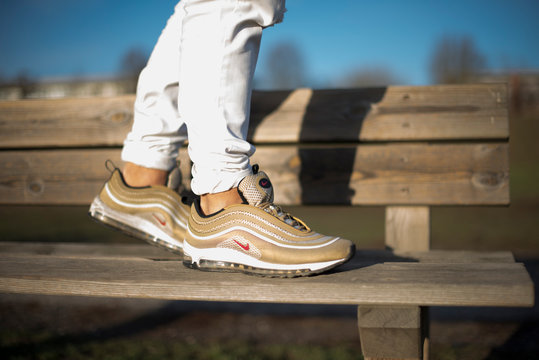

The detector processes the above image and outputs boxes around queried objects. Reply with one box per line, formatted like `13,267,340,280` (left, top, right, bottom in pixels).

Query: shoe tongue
238,170,274,207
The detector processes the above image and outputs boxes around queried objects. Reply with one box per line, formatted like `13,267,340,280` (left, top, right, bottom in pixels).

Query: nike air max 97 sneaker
89,165,190,254
183,165,355,277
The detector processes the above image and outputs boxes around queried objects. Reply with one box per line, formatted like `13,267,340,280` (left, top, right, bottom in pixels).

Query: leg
180,0,355,277
177,0,287,214
123,162,168,187
90,2,192,253
178,0,285,197
122,2,189,186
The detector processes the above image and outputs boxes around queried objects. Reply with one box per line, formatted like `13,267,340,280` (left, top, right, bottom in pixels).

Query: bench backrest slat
0,143,508,206
0,95,134,148
0,84,509,207
250,85,508,143
0,84,508,148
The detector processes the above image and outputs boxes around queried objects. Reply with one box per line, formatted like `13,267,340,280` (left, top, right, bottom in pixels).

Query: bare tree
119,47,149,93
265,42,305,90
14,71,37,98
430,36,486,84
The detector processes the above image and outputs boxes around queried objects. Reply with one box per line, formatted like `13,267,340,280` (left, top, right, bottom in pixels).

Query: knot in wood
27,177,45,196
472,172,505,190
105,111,131,126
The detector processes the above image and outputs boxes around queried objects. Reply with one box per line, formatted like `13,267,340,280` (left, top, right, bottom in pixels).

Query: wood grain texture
0,242,516,263
358,306,430,360
0,143,509,205
0,149,190,205
255,142,509,205
361,328,423,360
0,250,533,307
358,306,424,359
251,84,508,143
0,242,175,260
0,95,134,148
0,149,123,204
357,84,507,142
359,305,421,328
386,207,430,251
0,84,508,148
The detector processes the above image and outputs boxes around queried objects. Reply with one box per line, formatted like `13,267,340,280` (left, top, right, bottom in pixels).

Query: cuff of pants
121,140,179,171
191,166,253,195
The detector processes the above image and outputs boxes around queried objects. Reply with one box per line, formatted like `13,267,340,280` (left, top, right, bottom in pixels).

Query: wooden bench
0,84,534,360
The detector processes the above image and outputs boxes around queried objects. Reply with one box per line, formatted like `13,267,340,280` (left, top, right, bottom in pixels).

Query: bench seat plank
0,84,508,148
0,244,533,307
0,242,517,263
0,142,509,205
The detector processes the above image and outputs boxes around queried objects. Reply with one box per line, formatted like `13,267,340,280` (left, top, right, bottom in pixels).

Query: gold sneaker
89,164,190,254
183,165,355,277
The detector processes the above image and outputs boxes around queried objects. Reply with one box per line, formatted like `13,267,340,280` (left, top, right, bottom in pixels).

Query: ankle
123,162,168,187
200,188,243,215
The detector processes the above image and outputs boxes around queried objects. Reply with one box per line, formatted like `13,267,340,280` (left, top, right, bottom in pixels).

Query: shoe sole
182,241,355,278
88,196,184,255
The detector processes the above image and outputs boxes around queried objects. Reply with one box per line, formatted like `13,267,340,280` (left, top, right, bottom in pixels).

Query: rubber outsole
182,244,355,278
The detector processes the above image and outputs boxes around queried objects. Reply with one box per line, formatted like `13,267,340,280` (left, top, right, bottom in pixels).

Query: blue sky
1,0,538,87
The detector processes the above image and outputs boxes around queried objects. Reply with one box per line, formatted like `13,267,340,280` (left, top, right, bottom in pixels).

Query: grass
1,332,363,360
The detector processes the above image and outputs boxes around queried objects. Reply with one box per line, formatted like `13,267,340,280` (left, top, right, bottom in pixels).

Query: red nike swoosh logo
152,213,166,226
233,239,250,251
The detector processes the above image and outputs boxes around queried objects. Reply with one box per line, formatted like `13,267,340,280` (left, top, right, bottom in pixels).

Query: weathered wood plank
362,250,515,264
0,253,533,306
0,242,516,263
0,242,175,260
0,149,190,205
0,84,508,148
386,206,430,251
360,328,424,360
359,305,421,328
0,142,509,205
358,306,427,360
0,149,123,204
251,84,508,143
256,143,509,205
0,95,134,148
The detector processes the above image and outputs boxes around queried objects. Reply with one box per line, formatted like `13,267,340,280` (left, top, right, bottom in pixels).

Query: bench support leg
358,305,429,360
385,206,430,252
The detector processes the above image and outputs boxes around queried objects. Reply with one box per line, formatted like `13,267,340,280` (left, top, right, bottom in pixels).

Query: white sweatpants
121,0,286,195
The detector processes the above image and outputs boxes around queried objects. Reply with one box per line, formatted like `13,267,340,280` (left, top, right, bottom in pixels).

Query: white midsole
90,196,184,249
183,241,344,271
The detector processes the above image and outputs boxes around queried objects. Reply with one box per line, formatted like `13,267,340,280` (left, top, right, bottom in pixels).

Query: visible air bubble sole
88,197,184,256
182,246,355,278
